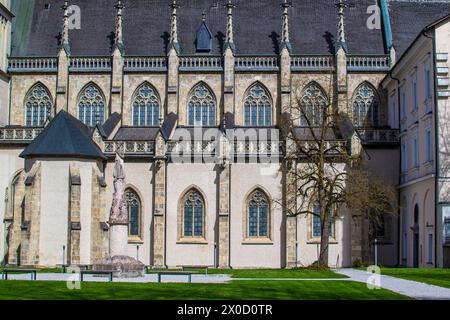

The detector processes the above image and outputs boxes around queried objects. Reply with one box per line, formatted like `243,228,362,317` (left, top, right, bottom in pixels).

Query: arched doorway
413,204,419,268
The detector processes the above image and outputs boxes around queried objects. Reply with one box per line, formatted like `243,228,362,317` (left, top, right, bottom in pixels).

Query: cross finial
114,0,124,47
169,0,180,53
335,0,348,53
62,1,69,44
224,0,236,52
202,11,207,22
280,0,292,52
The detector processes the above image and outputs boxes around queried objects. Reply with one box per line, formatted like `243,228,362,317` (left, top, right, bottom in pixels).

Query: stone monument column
218,135,231,268
109,153,128,257
94,153,144,277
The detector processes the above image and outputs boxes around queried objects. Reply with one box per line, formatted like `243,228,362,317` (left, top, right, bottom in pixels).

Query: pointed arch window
78,84,106,127
244,83,272,127
247,190,270,238
352,83,380,127
311,202,334,238
132,83,160,126
183,189,205,238
188,83,216,127
25,83,53,127
300,83,328,127
125,188,141,239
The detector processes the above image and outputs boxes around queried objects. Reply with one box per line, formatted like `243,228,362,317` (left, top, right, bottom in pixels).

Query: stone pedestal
94,255,144,278
94,224,144,278
109,224,128,257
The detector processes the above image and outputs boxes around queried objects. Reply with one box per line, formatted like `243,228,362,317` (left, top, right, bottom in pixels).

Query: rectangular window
425,68,432,99
244,105,250,127
413,80,418,111
426,128,432,162
249,204,257,237
400,88,406,119
184,206,193,237
428,234,433,264
312,215,321,238
401,138,408,173
413,135,419,168
258,206,268,237
188,103,194,126
194,205,203,237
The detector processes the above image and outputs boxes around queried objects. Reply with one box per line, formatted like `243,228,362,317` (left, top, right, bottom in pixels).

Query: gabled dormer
196,14,212,53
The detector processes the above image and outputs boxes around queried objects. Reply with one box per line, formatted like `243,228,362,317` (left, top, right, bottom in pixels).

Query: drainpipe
422,29,439,268
387,71,401,266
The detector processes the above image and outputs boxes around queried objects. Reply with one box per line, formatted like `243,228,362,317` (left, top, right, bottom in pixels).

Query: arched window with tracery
182,189,205,238
132,83,160,126
24,83,53,127
311,202,334,238
300,83,328,127
244,83,272,127
125,188,141,238
352,83,380,127
188,83,216,127
78,83,106,127
247,190,270,238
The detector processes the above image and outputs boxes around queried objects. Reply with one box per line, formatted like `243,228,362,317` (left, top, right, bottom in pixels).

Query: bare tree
280,79,397,268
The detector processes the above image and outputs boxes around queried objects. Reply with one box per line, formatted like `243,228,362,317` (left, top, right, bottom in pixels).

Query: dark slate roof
292,127,345,141
161,113,178,140
20,111,106,160
102,112,122,137
12,0,386,56
113,127,160,141
388,1,450,59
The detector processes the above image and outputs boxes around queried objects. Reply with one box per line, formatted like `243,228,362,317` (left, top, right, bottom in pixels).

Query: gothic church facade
0,0,449,268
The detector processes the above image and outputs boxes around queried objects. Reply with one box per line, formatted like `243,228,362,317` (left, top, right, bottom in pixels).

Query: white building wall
78,161,94,265
230,163,282,268
0,148,24,264
166,163,217,267
39,161,70,266
435,20,450,267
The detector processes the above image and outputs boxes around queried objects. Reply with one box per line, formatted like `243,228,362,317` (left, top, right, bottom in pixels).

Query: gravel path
335,268,450,300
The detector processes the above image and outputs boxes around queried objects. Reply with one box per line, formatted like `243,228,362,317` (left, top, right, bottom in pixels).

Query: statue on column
93,152,144,278
110,153,128,225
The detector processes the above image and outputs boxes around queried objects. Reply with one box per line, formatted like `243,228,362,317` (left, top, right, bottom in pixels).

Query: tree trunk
318,205,330,267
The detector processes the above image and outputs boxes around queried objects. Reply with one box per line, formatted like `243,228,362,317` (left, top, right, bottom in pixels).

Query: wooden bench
178,265,210,275
1,268,38,281
79,270,117,282
154,271,195,283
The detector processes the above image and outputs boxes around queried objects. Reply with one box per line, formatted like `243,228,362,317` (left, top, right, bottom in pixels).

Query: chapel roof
20,110,106,160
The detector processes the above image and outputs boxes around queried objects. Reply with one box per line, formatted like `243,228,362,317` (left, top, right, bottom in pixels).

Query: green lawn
0,267,63,273
0,280,408,300
380,268,450,289
148,268,347,279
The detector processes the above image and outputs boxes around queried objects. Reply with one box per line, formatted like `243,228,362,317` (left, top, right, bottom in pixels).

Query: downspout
387,71,401,266
422,29,439,268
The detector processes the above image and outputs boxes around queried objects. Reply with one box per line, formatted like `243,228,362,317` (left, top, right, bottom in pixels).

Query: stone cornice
0,2,14,21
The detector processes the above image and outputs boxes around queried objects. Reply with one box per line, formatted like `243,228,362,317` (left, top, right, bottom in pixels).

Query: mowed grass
0,280,409,300
148,268,348,279
380,268,450,289
0,267,63,273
